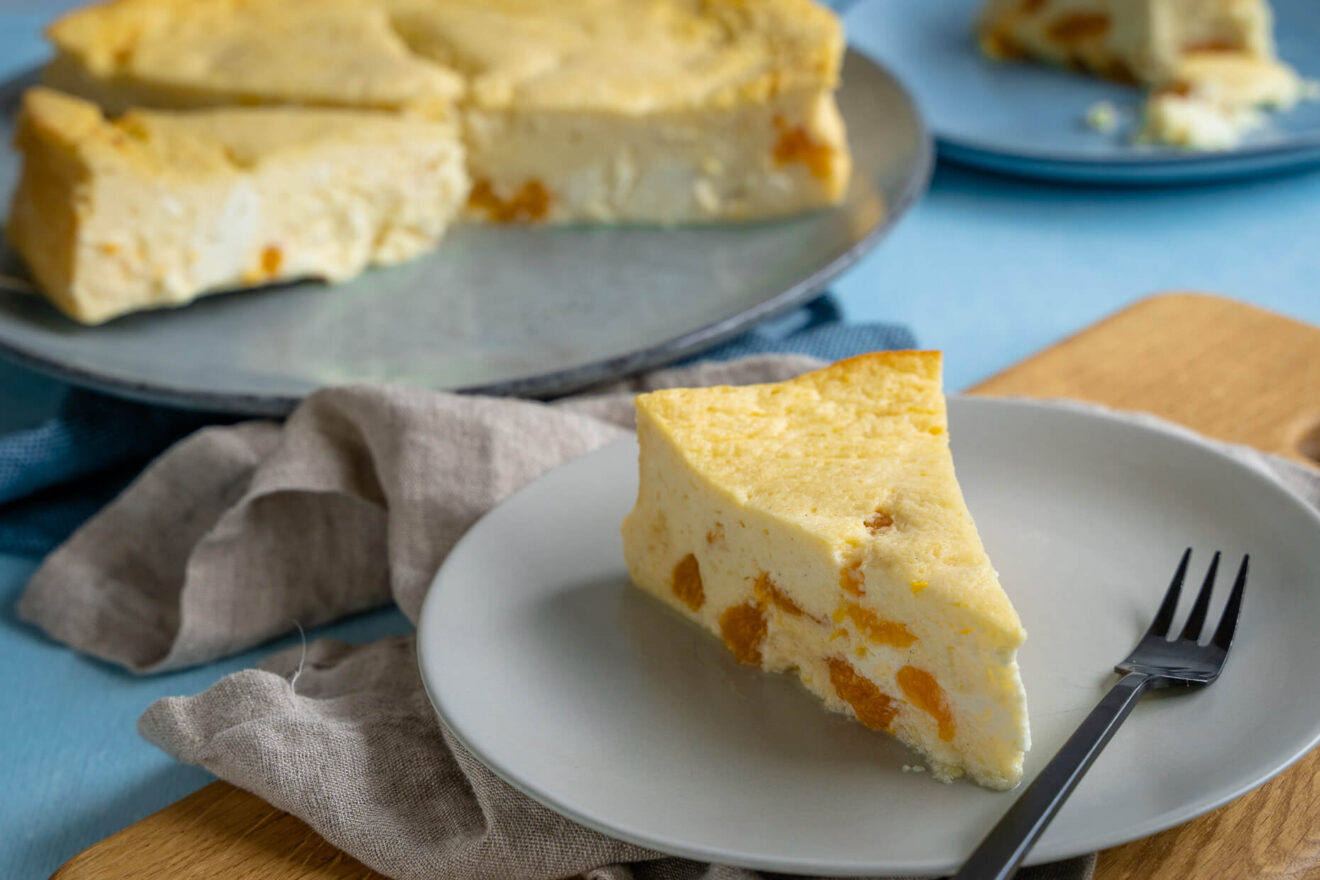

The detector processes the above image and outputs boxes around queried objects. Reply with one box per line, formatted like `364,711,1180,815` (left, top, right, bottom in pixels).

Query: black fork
952,549,1249,880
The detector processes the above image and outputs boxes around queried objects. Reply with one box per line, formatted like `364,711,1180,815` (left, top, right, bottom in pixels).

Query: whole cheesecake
620,352,1030,790
11,0,855,323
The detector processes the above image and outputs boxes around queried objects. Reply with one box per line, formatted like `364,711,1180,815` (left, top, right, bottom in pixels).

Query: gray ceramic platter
0,50,931,415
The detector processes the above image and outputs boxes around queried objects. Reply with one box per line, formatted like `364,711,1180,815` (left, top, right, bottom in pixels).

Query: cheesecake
44,0,852,225
13,0,853,322
620,352,1030,789
8,87,467,324
1137,49,1311,148
977,0,1308,149
977,0,1280,86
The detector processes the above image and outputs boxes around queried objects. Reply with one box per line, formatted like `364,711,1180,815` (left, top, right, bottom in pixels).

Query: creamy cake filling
463,89,849,225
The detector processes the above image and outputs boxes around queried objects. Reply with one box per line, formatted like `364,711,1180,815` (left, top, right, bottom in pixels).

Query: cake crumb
1138,93,1264,150
1084,100,1120,133
901,764,927,773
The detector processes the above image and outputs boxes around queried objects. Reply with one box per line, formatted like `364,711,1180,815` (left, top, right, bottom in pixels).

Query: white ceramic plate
0,51,929,415
417,397,1320,875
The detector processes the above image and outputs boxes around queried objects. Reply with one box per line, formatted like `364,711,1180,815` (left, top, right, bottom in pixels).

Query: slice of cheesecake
620,352,1030,790
45,0,851,225
977,0,1307,149
977,0,1278,85
8,87,467,324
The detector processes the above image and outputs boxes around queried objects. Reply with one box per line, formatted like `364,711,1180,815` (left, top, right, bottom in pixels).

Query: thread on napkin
19,343,1121,880
0,295,913,557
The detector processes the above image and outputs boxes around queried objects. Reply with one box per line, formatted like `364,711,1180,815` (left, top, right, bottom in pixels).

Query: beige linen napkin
23,355,1316,880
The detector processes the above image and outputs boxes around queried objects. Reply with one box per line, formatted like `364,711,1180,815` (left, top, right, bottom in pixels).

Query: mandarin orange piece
753,572,805,617
839,560,865,596
719,601,767,666
467,178,552,222
671,553,705,611
771,116,834,180
840,601,918,648
827,657,897,731
260,244,282,277
897,665,956,742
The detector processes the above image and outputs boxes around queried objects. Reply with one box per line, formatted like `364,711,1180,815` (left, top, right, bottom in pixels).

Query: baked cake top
634,351,1026,641
17,85,454,180
47,0,844,114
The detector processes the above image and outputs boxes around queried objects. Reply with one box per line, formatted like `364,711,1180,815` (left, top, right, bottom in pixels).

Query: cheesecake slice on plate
621,352,1030,790
976,0,1309,149
8,87,467,324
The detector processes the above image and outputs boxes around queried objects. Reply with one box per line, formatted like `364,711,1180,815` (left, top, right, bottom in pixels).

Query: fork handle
951,672,1152,880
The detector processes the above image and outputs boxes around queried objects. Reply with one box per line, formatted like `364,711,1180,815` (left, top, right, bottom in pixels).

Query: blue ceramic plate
847,0,1320,183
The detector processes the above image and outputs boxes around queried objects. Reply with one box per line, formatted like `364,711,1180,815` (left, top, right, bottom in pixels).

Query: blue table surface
4,4,1320,877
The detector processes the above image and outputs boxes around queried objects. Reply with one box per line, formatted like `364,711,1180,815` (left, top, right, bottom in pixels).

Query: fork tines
1146,548,1249,649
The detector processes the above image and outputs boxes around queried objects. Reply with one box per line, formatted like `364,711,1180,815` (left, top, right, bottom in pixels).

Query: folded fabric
138,635,1094,880
0,295,914,557
18,351,1118,880
17,357,822,672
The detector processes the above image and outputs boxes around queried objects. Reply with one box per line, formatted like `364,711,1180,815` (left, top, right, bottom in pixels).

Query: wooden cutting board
52,293,1320,880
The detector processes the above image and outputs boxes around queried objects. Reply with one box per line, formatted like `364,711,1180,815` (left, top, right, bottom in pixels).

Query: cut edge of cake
460,87,851,225
7,86,468,324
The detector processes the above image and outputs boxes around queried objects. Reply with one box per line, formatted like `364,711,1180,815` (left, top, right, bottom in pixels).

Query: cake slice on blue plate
976,0,1310,149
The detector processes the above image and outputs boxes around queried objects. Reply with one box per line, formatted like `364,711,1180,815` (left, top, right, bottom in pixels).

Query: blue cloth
683,295,916,363
0,295,915,557
9,7,1320,880
0,393,230,555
